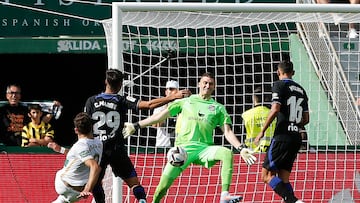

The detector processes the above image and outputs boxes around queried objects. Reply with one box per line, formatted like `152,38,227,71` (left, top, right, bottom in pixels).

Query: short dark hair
106,69,124,90
73,112,93,135
201,72,215,80
28,103,42,112
278,60,294,74
253,86,263,103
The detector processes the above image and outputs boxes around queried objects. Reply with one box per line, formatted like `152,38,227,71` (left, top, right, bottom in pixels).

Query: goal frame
111,2,360,71
109,2,360,202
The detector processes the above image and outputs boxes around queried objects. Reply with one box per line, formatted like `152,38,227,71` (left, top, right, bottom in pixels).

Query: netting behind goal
101,2,360,203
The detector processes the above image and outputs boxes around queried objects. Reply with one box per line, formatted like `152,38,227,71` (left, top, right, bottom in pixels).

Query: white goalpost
101,2,360,203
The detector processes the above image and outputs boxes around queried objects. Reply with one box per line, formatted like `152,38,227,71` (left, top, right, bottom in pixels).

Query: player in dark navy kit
84,69,190,203
254,60,309,203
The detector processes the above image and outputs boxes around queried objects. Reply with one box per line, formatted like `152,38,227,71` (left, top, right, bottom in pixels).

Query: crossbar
112,2,360,13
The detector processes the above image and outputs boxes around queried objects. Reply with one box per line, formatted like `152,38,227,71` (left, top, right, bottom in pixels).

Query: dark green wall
0,0,296,37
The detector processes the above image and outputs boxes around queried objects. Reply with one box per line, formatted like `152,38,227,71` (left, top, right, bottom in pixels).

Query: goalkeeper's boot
220,194,243,203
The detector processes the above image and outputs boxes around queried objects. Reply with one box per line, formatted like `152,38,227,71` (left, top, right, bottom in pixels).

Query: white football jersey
59,137,103,186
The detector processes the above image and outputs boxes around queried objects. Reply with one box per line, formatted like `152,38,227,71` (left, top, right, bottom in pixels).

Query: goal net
101,2,360,203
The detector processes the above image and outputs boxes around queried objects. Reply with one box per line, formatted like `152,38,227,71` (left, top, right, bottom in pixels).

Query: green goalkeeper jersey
168,94,232,146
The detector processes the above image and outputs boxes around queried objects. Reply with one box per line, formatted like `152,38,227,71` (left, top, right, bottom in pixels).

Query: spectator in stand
21,103,55,147
152,80,180,147
0,84,61,146
317,0,359,38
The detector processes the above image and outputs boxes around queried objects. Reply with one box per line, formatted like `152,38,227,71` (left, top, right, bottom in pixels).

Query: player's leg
277,141,302,203
153,145,195,203
262,139,301,203
53,171,67,203
52,182,68,203
92,152,110,203
204,146,242,203
123,176,147,201
264,169,299,203
53,191,85,203
112,149,147,202
262,168,297,203
153,163,183,203
92,169,106,203
278,169,299,203
53,170,81,203
213,146,233,191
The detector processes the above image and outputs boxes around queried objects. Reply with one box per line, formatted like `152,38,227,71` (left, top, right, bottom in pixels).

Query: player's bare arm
152,120,164,128
222,123,257,165
221,124,242,149
139,108,170,128
123,108,171,138
302,111,310,126
78,159,101,199
47,142,68,154
138,89,191,109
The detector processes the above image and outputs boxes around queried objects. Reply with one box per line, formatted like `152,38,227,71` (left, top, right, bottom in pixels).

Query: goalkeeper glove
122,122,140,139
237,145,257,166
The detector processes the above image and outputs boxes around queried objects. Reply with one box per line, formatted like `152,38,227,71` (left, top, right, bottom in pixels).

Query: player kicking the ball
48,112,103,203
123,72,256,203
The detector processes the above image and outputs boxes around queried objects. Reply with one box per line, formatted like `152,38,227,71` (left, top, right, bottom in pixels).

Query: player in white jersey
48,112,103,203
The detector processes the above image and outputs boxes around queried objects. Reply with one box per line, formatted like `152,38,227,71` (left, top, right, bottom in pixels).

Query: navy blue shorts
262,135,301,172
98,142,137,182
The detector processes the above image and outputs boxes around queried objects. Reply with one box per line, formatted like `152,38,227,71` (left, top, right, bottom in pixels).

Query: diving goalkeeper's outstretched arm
123,108,170,138
138,107,171,127
221,124,242,149
221,124,257,166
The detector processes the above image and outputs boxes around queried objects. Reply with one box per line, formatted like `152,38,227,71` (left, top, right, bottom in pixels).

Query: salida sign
57,39,104,52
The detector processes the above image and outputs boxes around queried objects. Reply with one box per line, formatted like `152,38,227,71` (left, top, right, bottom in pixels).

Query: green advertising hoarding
0,0,295,53
0,37,107,53
0,0,295,37
0,36,288,54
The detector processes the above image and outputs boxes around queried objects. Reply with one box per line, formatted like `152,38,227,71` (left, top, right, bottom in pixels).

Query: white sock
221,191,229,197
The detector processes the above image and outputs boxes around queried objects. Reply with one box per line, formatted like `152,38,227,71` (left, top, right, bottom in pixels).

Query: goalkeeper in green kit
123,72,256,203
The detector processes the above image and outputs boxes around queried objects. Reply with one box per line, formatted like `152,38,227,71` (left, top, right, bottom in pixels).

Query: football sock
153,174,176,203
92,184,106,203
133,185,147,200
269,177,298,203
285,182,294,193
